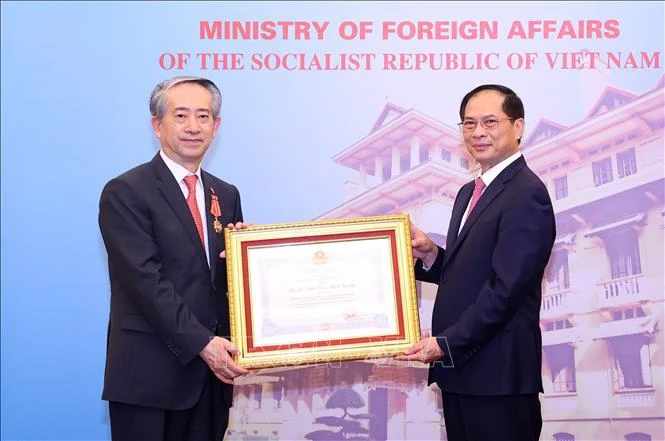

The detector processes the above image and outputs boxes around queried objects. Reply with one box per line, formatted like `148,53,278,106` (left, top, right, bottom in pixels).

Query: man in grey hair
99,76,249,440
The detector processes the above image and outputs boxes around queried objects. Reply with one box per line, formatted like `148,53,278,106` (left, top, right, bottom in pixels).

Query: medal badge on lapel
210,188,223,233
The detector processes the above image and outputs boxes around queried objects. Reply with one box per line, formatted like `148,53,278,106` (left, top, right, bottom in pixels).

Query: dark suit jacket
415,156,555,395
99,153,243,410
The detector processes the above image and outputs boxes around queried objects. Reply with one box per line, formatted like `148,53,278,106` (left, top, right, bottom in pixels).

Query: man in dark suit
397,84,555,441
99,76,249,441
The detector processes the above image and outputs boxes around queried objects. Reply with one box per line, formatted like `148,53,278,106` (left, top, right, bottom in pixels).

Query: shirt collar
159,150,202,184
476,150,522,187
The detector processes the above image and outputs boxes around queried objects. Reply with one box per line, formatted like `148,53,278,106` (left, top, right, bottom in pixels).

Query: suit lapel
443,156,526,269
152,155,208,268
202,174,219,283
446,182,473,252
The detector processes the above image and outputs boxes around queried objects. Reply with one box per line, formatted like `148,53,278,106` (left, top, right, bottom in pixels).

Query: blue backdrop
2,2,663,440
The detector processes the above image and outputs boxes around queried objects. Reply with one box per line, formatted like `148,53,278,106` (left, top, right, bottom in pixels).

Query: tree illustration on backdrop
304,388,372,440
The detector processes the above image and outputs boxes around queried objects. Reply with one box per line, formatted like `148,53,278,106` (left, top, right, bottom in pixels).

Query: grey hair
149,76,222,120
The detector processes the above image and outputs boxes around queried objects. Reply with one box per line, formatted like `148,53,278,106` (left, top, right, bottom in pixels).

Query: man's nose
184,115,201,132
471,123,488,137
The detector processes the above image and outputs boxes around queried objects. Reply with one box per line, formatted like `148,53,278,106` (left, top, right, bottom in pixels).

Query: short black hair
459,84,524,121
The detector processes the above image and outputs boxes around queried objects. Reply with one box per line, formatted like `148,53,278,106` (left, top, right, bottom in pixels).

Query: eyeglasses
458,117,515,132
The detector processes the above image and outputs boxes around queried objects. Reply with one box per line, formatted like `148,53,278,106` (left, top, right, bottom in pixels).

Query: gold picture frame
224,213,420,368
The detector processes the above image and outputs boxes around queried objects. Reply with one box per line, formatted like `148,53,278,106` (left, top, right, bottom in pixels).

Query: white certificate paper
247,237,398,346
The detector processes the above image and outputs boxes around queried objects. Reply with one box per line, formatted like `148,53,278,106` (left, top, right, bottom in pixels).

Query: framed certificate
224,213,420,368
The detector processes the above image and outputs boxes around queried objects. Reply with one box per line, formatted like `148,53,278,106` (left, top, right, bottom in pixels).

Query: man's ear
514,118,525,142
151,116,162,138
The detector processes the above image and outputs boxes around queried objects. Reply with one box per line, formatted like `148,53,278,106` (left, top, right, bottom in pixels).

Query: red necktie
466,177,486,220
183,175,205,247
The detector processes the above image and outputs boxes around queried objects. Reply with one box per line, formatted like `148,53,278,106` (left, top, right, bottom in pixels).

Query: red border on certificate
240,230,405,353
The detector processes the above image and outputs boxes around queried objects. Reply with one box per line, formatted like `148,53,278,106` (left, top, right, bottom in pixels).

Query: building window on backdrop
593,157,614,186
544,249,570,293
603,229,642,280
441,149,452,162
592,227,644,305
544,344,577,394
617,147,637,178
554,175,568,200
609,334,653,391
